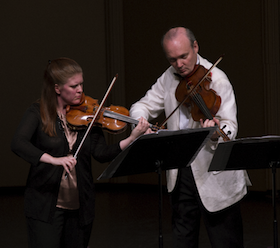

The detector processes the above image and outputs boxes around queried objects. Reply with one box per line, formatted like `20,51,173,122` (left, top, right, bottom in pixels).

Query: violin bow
65,74,118,178
74,74,118,159
159,55,224,128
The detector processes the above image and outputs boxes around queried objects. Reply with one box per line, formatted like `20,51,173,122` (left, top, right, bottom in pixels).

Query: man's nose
176,59,183,68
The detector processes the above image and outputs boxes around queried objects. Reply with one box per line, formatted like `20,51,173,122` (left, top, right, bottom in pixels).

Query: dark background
2,0,279,191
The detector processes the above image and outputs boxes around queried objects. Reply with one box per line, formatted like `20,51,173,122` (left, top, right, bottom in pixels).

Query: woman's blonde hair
40,57,83,136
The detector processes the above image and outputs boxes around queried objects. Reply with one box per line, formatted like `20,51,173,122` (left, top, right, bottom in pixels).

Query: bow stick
65,74,118,178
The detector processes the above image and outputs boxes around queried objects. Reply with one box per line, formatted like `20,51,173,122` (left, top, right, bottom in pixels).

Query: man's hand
200,117,220,141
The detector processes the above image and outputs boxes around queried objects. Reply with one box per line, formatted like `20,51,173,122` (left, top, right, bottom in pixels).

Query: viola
66,93,161,134
158,55,230,141
175,64,221,122
175,63,230,141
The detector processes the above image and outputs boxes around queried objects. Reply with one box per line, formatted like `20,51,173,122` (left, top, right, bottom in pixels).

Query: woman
11,57,149,248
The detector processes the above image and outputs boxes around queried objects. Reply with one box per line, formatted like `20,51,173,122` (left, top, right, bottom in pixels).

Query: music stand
208,136,280,248
98,127,216,248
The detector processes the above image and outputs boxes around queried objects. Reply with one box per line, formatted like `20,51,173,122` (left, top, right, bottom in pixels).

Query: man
130,27,250,248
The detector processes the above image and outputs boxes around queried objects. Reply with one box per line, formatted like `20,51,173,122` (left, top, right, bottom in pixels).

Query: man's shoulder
162,65,176,75
199,54,228,80
159,66,178,82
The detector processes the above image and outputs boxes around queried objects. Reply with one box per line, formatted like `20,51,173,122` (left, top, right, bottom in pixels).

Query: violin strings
190,89,213,120
190,89,229,140
103,110,157,130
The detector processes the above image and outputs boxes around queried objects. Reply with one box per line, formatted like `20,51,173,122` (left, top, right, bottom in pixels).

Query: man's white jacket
130,54,250,212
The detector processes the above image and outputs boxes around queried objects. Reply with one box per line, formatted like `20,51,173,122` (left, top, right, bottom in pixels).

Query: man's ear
54,84,60,95
193,40,199,53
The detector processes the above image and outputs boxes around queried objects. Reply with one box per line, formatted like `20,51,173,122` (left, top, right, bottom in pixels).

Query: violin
66,93,161,134
66,93,128,133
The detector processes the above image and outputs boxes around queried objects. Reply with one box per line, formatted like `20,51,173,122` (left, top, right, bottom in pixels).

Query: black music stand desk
209,136,280,248
98,127,216,248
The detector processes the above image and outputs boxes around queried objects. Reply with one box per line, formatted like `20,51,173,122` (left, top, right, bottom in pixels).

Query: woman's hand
40,153,77,177
130,117,150,140
119,117,150,150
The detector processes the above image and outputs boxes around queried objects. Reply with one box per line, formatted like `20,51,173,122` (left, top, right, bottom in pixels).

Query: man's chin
179,71,189,78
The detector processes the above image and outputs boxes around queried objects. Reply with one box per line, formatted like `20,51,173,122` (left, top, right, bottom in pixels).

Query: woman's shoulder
23,101,41,119
30,101,40,109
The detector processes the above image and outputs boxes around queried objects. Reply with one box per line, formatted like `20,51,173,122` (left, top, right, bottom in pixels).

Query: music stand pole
156,160,164,248
271,161,279,248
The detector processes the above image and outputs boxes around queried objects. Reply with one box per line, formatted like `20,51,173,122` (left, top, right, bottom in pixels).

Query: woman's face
55,73,83,107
